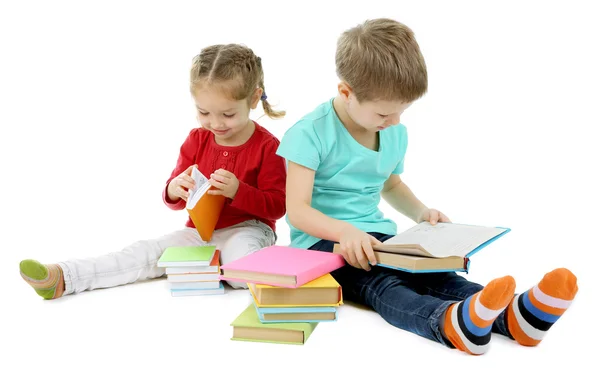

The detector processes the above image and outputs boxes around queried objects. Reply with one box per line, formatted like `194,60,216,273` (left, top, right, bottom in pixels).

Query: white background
1,1,598,378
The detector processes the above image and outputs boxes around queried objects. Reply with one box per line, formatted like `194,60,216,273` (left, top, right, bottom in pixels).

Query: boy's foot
443,275,516,355
506,268,578,346
20,259,65,300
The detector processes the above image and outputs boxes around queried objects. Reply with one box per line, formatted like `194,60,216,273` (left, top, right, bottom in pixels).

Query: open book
333,222,510,273
186,166,225,242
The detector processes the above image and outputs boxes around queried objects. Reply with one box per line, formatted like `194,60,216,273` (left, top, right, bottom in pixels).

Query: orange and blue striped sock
20,259,65,300
506,268,578,346
443,275,516,355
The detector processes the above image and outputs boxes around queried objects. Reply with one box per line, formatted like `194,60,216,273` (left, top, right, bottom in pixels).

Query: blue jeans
309,232,512,347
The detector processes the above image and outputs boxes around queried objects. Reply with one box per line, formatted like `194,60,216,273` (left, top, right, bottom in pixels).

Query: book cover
230,304,317,345
186,166,226,242
166,250,221,275
254,302,338,323
220,246,346,288
157,245,216,267
248,273,343,307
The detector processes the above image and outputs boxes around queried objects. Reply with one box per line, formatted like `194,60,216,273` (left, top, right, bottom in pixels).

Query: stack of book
221,246,345,345
248,273,342,323
157,245,225,296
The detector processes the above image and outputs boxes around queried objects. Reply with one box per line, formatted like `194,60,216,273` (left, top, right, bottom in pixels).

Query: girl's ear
337,81,353,103
250,88,263,110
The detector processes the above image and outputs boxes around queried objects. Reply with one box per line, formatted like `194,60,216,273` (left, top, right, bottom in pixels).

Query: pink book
219,245,346,288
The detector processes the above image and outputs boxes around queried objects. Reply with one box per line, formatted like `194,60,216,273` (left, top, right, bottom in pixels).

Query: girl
20,44,287,299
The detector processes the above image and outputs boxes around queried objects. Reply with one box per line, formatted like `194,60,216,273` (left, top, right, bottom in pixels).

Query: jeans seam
423,286,470,301
428,300,457,348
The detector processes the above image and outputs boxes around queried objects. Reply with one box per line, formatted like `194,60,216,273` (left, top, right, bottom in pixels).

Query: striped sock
506,268,578,346
20,259,65,300
443,275,516,355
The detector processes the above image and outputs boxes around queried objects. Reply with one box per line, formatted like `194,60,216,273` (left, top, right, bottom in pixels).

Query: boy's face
346,94,412,132
192,84,260,143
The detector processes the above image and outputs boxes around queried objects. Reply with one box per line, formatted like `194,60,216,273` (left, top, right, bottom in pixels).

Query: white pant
59,220,275,295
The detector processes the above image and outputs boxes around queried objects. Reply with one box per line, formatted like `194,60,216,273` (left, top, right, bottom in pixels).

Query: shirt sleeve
275,120,322,170
230,138,287,220
392,125,409,175
162,129,200,210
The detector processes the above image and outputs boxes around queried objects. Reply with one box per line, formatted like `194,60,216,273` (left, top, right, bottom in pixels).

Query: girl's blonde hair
190,44,285,119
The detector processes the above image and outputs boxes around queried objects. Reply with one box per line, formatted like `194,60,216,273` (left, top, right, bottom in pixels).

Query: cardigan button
223,151,229,157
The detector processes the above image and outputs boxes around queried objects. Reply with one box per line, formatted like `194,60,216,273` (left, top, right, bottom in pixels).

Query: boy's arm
287,162,379,269
286,162,353,242
380,174,428,223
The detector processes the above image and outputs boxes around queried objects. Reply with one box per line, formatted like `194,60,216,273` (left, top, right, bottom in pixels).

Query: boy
276,18,577,355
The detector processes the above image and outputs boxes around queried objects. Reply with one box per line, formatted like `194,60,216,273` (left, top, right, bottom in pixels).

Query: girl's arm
229,141,286,220
163,129,199,210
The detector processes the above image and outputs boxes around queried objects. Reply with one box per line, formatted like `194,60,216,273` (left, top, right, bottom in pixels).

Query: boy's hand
338,225,380,271
208,169,239,199
167,164,196,202
417,208,451,225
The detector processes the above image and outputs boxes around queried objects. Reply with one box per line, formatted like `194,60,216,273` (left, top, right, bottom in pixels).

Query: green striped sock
20,260,64,300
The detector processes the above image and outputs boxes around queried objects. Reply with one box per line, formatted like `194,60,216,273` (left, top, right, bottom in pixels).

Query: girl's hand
208,169,240,199
417,208,451,225
338,225,380,271
167,165,196,202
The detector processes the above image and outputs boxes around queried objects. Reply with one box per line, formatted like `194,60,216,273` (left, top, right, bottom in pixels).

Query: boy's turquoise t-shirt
276,98,408,249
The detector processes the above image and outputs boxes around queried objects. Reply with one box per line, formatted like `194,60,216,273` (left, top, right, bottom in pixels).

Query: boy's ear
250,88,263,109
337,81,353,103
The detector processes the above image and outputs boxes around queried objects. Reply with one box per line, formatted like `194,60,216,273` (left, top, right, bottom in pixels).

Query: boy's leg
416,272,512,337
309,233,515,355
213,220,276,289
504,268,578,346
20,227,204,299
415,267,579,345
309,234,455,346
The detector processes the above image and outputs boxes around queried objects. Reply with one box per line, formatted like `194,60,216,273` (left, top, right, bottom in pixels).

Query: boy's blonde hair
190,44,285,119
336,18,428,103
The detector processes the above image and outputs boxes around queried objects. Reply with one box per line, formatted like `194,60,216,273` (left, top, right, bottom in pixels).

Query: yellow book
248,273,343,307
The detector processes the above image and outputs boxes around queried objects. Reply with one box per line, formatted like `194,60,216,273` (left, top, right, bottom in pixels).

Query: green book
230,304,318,345
157,246,216,267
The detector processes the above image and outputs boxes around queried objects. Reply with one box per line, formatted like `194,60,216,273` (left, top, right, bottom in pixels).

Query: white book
377,222,510,258
165,265,219,274
167,273,220,282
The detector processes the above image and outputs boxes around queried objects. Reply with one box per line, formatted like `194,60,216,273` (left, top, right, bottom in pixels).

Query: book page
186,166,210,209
382,222,507,258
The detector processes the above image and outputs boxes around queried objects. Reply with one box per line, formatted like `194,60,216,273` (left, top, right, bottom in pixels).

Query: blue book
171,282,225,297
254,302,338,323
334,222,510,273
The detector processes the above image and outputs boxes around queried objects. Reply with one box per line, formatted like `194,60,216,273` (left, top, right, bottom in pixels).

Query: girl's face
192,83,261,145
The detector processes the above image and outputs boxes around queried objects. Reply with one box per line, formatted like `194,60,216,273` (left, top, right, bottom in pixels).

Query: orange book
186,167,225,241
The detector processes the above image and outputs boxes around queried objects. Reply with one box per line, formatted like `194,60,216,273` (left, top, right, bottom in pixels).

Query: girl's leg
20,227,204,299
212,220,275,289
